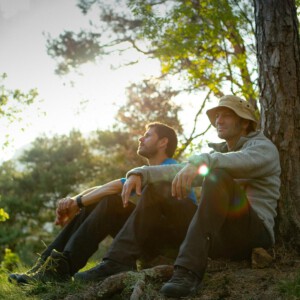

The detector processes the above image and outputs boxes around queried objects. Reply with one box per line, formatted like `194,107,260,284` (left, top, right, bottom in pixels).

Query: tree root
65,265,173,300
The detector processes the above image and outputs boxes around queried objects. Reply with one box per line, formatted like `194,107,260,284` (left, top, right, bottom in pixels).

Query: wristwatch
76,195,84,208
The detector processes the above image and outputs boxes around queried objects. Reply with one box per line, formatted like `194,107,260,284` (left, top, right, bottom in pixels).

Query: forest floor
1,243,300,299
61,245,300,300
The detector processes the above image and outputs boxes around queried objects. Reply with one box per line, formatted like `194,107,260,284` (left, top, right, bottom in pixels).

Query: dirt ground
175,246,300,300
65,246,300,300
192,256,299,299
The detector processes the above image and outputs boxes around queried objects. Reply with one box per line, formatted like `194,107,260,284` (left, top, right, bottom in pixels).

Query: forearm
78,179,123,207
75,186,100,197
188,141,280,178
126,164,185,186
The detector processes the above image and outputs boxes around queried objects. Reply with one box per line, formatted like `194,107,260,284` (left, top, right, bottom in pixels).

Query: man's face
215,107,247,141
137,127,161,159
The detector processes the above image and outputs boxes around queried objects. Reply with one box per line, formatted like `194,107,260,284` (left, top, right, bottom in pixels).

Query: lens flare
217,194,249,218
198,164,209,176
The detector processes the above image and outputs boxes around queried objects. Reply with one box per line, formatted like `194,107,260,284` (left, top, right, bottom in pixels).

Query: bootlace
35,254,61,276
27,257,44,274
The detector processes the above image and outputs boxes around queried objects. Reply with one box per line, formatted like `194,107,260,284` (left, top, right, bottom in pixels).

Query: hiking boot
12,250,71,284
74,259,136,282
8,256,45,283
159,266,202,298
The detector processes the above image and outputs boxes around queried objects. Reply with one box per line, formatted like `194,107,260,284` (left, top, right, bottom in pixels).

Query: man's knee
204,169,233,187
92,194,123,214
145,181,173,199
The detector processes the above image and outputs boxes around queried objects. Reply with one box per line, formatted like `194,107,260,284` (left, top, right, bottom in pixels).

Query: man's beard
137,146,158,159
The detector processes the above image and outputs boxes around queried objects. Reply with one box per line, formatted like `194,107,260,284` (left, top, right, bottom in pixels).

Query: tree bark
254,0,300,247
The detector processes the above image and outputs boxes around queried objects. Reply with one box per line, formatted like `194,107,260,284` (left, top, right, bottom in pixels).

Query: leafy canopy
48,0,258,103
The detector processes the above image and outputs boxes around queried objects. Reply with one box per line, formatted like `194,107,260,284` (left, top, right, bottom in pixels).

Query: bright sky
0,0,165,161
0,0,218,162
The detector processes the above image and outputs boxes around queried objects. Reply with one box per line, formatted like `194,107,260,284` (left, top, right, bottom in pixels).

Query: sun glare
198,164,209,176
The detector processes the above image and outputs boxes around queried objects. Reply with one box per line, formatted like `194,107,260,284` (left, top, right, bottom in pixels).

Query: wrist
133,173,142,178
128,173,143,180
76,195,84,209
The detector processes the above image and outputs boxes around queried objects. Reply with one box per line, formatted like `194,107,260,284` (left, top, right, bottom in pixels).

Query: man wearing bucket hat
75,95,280,298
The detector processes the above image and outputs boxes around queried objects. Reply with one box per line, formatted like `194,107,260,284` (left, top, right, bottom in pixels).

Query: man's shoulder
245,131,276,147
242,131,279,157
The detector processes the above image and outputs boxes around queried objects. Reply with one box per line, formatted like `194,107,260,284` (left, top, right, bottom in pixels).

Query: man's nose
216,115,223,125
139,136,144,142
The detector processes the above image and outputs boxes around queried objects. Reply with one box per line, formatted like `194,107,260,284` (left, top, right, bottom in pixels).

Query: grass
3,265,300,299
278,270,300,299
0,260,98,300
0,237,113,299
0,268,39,300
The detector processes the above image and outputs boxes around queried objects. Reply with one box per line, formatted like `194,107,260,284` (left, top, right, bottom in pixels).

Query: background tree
117,80,182,134
46,0,258,149
48,0,257,98
0,73,39,147
0,73,39,258
0,131,97,263
254,0,300,248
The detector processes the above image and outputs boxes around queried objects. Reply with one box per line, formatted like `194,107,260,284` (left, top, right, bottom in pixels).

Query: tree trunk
254,0,300,247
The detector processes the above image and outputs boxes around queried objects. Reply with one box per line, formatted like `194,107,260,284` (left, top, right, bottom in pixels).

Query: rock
251,247,273,269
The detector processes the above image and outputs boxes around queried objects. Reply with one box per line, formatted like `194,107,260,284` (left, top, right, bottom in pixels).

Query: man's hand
172,163,198,200
55,197,79,226
121,175,142,208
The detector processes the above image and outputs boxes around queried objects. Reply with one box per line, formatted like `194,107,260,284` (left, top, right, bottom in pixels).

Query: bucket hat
206,95,257,128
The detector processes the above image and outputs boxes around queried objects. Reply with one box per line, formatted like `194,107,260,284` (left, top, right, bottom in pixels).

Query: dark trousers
175,169,272,278
41,194,135,275
106,170,272,279
105,182,197,265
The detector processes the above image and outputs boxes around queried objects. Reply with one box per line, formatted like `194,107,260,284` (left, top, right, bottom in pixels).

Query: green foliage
88,129,142,184
77,0,98,14
0,131,100,262
278,270,300,298
18,130,96,198
0,74,39,147
117,80,183,135
47,0,258,102
46,30,102,75
0,248,20,272
129,0,257,101
0,208,9,222
45,0,260,158
0,73,38,118
0,73,40,260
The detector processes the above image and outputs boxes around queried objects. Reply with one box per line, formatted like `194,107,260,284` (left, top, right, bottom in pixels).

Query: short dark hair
146,122,178,157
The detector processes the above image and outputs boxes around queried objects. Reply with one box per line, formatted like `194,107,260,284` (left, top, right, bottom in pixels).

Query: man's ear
242,119,250,130
159,137,168,149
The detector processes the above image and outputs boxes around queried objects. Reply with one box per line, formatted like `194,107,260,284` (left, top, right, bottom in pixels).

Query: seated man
75,95,281,298
9,122,196,284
